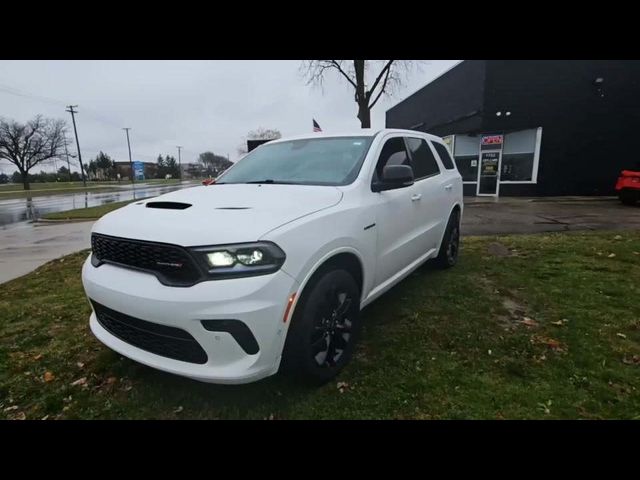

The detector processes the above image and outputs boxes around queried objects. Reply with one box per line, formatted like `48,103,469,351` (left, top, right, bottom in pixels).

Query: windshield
218,136,374,186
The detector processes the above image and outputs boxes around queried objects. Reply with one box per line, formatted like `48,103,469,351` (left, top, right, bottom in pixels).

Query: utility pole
176,146,182,180
65,105,87,187
62,132,72,182
123,128,134,185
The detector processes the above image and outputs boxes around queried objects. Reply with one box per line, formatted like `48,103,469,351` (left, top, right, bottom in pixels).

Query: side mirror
373,164,414,192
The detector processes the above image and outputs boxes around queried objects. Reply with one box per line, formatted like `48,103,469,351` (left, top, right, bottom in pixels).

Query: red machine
615,169,640,205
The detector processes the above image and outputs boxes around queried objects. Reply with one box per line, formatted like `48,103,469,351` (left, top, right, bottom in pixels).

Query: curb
34,218,97,224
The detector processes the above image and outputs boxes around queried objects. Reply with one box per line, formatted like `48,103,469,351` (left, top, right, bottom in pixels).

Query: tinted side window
405,137,440,179
432,142,456,170
374,137,410,180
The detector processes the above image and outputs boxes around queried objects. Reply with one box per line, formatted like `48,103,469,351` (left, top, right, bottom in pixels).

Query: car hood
92,184,343,246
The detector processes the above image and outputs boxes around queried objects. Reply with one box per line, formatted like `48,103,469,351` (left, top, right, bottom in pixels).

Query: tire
619,190,638,206
433,209,461,269
281,268,361,384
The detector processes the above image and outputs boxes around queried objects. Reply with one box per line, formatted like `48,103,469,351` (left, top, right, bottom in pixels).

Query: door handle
444,184,453,191
411,194,422,201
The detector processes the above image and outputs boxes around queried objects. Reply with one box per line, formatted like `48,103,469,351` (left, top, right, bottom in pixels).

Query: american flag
313,119,322,132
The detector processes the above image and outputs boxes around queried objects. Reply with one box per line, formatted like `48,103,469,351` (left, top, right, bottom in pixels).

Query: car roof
267,128,443,144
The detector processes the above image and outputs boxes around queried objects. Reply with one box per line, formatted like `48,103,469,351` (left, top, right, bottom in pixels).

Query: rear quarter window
432,141,456,170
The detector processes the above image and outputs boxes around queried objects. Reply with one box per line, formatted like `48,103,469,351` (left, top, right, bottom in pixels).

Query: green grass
41,199,146,221
1,231,640,419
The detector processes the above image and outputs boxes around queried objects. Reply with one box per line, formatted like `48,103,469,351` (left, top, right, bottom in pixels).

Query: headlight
191,242,286,279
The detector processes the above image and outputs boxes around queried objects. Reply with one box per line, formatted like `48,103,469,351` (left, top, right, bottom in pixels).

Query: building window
456,155,479,182
453,134,480,182
501,129,537,182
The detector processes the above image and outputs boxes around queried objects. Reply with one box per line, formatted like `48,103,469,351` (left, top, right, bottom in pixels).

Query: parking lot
462,196,640,236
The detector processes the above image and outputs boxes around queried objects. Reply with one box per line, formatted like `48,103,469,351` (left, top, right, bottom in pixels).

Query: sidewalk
0,221,93,284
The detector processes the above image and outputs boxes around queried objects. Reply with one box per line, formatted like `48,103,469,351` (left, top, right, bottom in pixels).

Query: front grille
91,233,202,286
92,300,208,364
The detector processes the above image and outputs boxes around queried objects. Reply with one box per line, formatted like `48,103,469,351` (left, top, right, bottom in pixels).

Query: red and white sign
481,135,504,146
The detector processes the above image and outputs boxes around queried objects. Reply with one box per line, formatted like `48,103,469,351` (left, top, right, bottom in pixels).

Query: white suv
82,129,463,384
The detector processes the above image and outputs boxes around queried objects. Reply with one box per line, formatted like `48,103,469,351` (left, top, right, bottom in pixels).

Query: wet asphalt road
0,182,193,227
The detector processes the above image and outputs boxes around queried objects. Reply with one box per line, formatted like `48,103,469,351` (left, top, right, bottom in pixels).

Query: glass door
477,151,501,196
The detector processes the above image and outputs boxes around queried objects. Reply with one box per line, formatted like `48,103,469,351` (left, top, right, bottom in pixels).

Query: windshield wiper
243,179,296,185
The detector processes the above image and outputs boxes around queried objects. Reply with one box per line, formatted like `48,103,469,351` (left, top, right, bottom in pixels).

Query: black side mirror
373,164,414,192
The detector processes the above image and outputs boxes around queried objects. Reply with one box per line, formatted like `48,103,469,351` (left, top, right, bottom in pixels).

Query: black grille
92,300,208,364
91,233,202,286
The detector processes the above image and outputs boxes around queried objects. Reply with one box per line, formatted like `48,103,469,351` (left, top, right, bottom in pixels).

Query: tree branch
368,66,393,109
366,60,394,103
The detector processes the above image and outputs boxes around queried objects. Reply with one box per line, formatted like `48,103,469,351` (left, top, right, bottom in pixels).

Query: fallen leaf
41,415,49,421
70,377,87,387
43,371,55,382
337,381,350,393
532,335,563,351
173,406,183,414
33,354,43,361
608,253,616,258
520,317,539,327
76,362,85,369
617,333,627,339
488,349,492,355
614,235,623,240
3,405,18,412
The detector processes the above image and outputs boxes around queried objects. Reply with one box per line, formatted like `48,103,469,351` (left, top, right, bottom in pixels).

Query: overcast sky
0,60,459,175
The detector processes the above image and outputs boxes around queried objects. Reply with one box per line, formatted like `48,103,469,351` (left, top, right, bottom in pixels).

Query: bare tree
198,151,233,176
237,127,282,156
0,115,67,190
302,60,418,128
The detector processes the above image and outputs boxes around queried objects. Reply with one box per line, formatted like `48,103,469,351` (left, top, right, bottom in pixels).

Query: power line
0,80,217,167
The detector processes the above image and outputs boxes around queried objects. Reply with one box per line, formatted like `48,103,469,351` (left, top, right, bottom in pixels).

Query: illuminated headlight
192,242,286,279
206,251,236,267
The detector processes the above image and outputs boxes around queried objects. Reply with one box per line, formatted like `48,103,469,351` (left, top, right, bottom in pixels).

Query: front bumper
82,255,299,384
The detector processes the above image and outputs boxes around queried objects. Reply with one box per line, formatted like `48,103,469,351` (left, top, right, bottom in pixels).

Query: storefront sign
133,161,145,180
481,135,503,147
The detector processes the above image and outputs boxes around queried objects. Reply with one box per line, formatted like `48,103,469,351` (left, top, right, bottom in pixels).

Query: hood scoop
145,201,192,210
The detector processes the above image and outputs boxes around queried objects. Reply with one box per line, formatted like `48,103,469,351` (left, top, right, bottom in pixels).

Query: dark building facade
386,60,640,196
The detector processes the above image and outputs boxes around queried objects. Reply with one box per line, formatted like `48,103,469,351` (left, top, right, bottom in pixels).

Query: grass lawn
1,231,639,420
40,198,146,221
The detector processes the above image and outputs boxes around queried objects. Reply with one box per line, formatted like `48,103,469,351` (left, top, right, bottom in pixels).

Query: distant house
182,163,204,179
247,139,275,152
